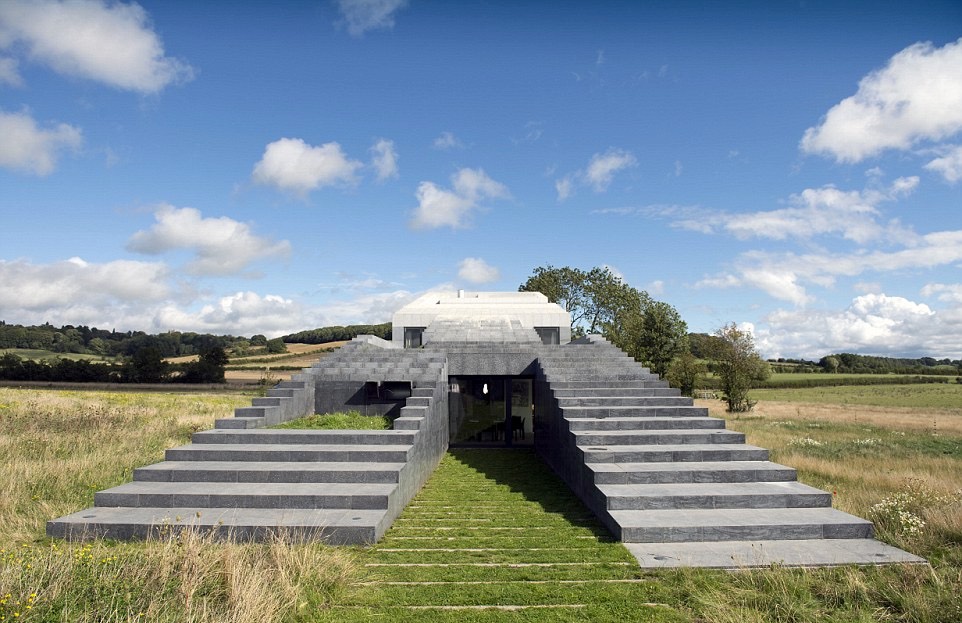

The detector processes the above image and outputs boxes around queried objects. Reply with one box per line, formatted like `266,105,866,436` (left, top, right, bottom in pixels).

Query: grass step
94,482,396,509
597,481,831,510
588,461,796,484
134,461,404,483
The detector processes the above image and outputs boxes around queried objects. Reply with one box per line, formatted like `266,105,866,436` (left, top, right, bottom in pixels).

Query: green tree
265,338,287,354
519,265,649,342
634,301,688,378
821,355,840,374
708,323,770,413
125,347,169,383
666,351,706,397
180,345,228,383
250,334,268,347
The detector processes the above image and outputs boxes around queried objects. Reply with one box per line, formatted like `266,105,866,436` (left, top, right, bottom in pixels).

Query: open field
0,385,959,621
0,348,114,363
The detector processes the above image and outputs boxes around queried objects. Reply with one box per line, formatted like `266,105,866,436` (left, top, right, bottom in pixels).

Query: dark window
535,326,560,345
404,327,425,348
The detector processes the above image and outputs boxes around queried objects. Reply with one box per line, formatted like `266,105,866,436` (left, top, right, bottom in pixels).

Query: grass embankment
0,388,360,622
272,411,391,430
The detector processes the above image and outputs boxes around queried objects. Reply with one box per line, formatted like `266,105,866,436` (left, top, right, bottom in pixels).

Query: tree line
281,323,391,344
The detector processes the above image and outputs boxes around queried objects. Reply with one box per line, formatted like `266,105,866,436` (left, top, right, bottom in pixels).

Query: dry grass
0,387,361,622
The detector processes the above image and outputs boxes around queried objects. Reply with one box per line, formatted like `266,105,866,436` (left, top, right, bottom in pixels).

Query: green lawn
754,382,962,410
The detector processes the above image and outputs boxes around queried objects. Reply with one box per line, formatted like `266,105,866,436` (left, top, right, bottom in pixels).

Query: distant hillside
282,323,391,344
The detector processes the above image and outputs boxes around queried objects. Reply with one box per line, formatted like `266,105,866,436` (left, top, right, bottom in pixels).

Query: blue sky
1,0,961,359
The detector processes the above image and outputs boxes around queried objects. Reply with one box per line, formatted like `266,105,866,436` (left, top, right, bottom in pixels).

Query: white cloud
555,176,573,201
584,148,637,191
433,131,463,150
337,0,407,37
924,144,962,183
252,138,362,195
0,257,170,313
151,291,307,338
370,138,398,181
410,168,509,229
921,283,962,303
0,109,81,175
697,228,962,305
0,0,193,93
756,294,960,359
0,56,21,86
801,38,962,162
556,148,636,200
126,205,291,275
458,257,500,284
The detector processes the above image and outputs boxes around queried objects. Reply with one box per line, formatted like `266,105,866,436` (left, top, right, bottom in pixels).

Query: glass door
449,376,533,447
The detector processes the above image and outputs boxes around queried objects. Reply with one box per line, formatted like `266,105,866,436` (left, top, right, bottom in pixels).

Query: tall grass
0,388,360,622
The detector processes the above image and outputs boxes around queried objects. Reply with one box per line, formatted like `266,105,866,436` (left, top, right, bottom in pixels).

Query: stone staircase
536,336,924,567
48,338,449,543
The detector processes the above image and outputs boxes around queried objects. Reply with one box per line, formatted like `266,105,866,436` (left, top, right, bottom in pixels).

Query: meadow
0,384,959,622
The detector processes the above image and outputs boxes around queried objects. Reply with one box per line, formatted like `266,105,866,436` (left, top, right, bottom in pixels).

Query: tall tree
634,301,688,378
708,323,770,413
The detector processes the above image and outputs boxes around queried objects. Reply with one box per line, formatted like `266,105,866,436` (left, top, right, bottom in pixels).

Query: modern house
49,291,922,568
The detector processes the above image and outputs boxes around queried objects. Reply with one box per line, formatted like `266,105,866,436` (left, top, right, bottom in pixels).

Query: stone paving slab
625,539,926,568
47,507,388,544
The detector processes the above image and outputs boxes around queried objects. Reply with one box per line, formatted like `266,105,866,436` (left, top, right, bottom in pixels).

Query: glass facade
448,376,533,447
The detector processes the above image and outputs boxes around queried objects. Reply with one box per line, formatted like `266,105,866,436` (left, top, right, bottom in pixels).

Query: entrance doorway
448,376,533,447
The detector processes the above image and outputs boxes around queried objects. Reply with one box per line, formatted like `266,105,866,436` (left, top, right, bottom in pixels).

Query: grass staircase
315,449,685,622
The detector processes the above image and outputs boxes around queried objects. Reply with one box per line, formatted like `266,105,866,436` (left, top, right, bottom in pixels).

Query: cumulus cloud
801,38,962,162
756,294,960,359
252,138,362,195
0,0,193,93
458,257,500,284
337,0,407,36
0,57,22,86
126,205,291,275
433,131,463,150
370,138,398,181
0,257,170,314
410,168,509,229
697,229,962,305
921,283,962,303
625,178,918,245
150,291,307,338
0,109,81,175
924,144,962,183
556,148,636,200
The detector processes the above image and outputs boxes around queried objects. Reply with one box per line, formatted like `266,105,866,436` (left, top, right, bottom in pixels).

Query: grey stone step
573,429,745,446
609,507,874,543
47,507,389,544
95,482,396,509
135,461,404,484
588,461,797,484
548,381,668,389
598,481,831,510
581,444,769,463
565,417,725,431
560,405,709,418
214,417,263,429
557,396,693,407
625,539,926,568
191,429,416,446
552,388,682,398
165,443,413,463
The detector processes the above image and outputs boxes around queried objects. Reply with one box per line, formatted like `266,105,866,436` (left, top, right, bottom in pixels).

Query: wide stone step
574,429,744,446
581,444,769,463
134,461,404,483
561,405,709,418
610,507,874,543
565,417,725,431
95,482,396,509
552,387,682,398
191,429,416,446
548,381,668,389
588,461,796,484
557,396,693,407
598,481,831,510
47,507,389,544
165,443,413,463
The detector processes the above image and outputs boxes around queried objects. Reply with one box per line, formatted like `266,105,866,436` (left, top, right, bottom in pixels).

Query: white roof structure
391,290,571,346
